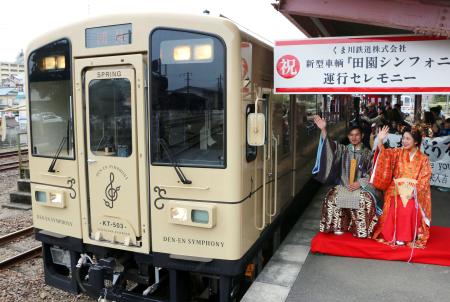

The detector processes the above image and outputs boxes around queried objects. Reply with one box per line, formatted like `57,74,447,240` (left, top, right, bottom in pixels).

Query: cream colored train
26,13,349,301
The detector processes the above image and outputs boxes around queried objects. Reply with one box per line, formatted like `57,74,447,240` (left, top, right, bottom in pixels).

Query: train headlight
168,202,216,228
56,55,66,69
34,187,66,208
40,56,56,70
49,192,63,204
39,55,66,70
170,207,188,222
162,38,214,64
194,44,212,61
173,45,191,61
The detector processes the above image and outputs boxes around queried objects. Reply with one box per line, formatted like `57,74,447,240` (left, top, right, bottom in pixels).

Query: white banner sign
274,35,450,94
374,135,450,188
430,161,450,188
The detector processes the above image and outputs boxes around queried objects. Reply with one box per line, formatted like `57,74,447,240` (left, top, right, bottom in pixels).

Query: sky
0,0,304,62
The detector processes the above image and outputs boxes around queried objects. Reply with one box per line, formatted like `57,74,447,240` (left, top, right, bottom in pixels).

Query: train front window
28,39,74,159
88,78,132,157
150,29,225,168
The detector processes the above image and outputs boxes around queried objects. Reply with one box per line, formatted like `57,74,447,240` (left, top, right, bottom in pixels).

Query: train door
75,55,149,251
84,67,141,246
254,92,276,229
265,94,277,224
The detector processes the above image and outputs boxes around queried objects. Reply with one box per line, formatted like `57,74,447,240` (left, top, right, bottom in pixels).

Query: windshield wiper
158,138,192,184
48,136,68,173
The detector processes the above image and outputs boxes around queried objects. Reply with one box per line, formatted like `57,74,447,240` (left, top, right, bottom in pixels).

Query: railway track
0,149,28,159
0,160,29,172
0,161,20,171
0,226,41,270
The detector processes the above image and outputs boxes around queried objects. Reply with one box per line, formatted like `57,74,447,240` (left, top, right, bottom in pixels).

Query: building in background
1,74,24,91
0,87,18,110
0,50,25,83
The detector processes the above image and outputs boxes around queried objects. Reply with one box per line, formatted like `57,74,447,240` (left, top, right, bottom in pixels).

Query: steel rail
0,246,42,269
0,226,35,246
0,150,28,159
0,160,29,172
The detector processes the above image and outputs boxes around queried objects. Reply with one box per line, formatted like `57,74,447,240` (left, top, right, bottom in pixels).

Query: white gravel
0,258,94,301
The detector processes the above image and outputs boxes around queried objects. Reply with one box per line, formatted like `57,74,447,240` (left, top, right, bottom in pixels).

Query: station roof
274,0,450,38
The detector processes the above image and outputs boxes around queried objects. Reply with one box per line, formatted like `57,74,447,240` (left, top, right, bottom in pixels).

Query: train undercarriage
36,179,319,302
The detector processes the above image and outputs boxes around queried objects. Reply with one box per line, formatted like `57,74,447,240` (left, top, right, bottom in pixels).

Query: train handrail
255,145,267,231
269,135,278,218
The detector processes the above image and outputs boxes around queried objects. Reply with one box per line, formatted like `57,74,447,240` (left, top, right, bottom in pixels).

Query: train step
17,178,31,193
9,191,31,205
2,202,32,210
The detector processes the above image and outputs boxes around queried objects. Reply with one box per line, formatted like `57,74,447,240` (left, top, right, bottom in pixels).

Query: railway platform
242,184,450,302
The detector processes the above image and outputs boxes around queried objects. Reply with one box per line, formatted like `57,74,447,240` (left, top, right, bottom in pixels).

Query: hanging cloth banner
274,35,450,94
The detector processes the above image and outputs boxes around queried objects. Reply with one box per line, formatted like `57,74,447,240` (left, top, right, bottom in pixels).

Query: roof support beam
278,0,450,36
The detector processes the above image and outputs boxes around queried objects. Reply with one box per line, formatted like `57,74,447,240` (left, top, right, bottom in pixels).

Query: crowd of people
356,101,449,150
312,97,449,249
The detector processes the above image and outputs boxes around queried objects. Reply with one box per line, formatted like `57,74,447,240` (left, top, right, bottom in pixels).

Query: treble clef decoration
104,172,120,208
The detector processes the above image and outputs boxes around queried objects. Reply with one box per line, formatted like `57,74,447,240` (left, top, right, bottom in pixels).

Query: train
26,12,350,301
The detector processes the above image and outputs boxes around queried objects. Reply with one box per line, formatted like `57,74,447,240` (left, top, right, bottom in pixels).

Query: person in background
431,123,441,138
367,102,378,118
373,126,432,247
312,115,380,238
360,103,377,149
436,105,446,120
393,104,405,122
430,106,444,128
389,121,401,134
386,101,395,122
439,118,450,136
361,106,387,129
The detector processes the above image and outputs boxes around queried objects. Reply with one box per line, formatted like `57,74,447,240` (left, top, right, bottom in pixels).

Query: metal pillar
414,95,422,122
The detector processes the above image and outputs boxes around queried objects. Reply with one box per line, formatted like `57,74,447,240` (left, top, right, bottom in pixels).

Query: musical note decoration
104,172,121,208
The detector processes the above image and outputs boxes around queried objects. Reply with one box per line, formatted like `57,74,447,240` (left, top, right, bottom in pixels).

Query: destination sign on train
85,23,132,48
274,35,450,94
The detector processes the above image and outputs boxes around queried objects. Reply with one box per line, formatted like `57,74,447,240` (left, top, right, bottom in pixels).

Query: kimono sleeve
312,136,345,184
416,156,432,207
370,147,400,190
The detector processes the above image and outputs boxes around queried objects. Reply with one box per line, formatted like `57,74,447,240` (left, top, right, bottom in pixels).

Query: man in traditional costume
372,126,432,247
312,115,380,238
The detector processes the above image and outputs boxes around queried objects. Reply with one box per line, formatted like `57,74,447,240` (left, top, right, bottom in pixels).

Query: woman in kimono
312,115,380,238
373,126,432,247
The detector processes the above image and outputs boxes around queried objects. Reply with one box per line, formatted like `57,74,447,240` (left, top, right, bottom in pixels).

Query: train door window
88,79,132,157
150,29,225,168
246,104,257,162
272,95,291,159
28,39,74,158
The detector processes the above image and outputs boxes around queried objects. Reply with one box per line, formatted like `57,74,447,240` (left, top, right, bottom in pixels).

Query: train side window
246,104,257,162
28,38,74,159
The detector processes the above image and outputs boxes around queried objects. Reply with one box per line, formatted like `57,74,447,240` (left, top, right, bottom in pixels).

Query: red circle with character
276,55,300,79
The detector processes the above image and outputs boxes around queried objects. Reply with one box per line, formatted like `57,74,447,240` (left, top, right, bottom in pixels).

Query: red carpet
311,226,450,266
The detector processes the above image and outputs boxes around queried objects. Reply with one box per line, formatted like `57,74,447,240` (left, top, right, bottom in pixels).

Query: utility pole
181,72,192,95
